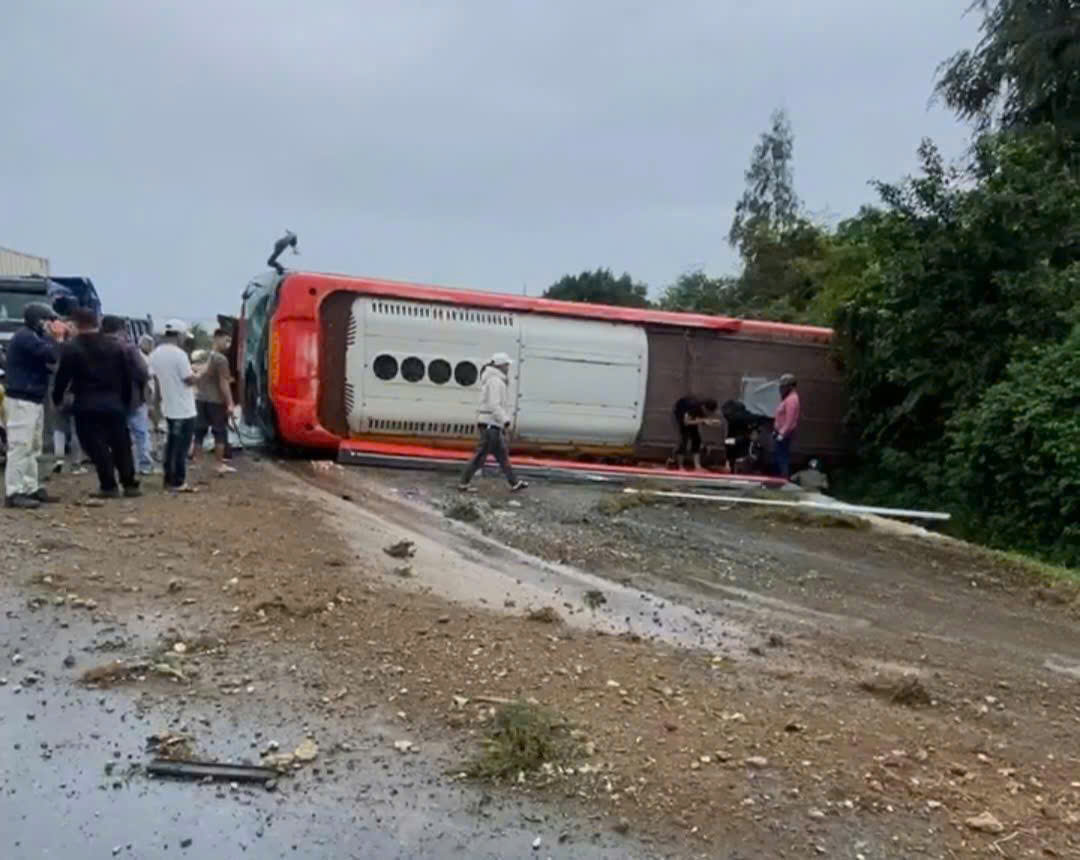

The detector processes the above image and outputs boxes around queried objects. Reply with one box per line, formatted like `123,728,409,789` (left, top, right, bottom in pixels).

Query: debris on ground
8,459,1080,858
524,606,562,624
384,540,417,559
859,674,933,707
146,732,196,761
294,738,319,762
147,759,278,783
446,500,481,523
583,589,607,610
393,565,415,578
393,740,414,753
965,811,1005,834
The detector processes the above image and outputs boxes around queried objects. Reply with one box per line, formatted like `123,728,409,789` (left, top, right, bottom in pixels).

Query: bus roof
283,271,834,343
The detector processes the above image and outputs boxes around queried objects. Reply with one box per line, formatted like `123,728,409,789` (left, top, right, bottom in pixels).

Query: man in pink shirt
773,373,800,479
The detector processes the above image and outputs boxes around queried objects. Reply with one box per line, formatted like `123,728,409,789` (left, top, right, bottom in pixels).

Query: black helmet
24,302,57,331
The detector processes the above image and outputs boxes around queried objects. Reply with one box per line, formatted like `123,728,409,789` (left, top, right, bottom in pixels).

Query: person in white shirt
457,352,527,493
149,319,198,493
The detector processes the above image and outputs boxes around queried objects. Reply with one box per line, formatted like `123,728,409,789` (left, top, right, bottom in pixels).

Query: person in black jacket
667,396,720,471
3,303,59,509
52,308,140,499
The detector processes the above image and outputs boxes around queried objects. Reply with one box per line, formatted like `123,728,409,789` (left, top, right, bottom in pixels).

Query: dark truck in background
0,275,151,464
0,275,103,355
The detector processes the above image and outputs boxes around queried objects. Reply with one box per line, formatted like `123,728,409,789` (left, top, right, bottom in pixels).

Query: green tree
658,270,740,316
188,323,213,352
728,109,800,255
542,268,651,308
833,129,1080,515
946,319,1080,565
936,0,1080,136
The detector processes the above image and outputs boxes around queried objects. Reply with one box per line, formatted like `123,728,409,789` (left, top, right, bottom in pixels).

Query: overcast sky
2,1,979,321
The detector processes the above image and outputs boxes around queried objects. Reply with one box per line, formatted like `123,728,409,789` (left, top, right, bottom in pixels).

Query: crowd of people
668,372,804,478
2,303,236,510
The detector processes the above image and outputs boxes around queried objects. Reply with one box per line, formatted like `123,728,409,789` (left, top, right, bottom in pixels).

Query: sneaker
5,494,41,509
510,480,529,492
123,486,143,498
215,464,237,475
31,488,60,504
52,461,64,475
90,488,121,500
457,484,477,493
71,466,89,476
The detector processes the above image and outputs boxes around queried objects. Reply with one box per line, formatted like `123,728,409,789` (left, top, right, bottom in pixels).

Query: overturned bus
236,263,851,469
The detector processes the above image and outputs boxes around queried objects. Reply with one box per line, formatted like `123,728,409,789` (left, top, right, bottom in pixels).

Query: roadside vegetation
542,1,1080,568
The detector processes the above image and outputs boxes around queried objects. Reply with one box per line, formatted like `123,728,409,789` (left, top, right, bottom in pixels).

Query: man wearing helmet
3,303,61,509
457,352,528,493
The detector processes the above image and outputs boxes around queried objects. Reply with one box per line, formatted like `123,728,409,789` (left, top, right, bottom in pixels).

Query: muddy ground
2,455,1079,859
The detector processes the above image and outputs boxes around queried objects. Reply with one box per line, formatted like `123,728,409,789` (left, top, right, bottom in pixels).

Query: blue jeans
164,418,195,489
774,435,792,479
129,405,153,473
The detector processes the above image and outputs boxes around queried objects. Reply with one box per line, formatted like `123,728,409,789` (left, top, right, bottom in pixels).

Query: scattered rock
167,578,183,593
531,836,542,850
583,589,607,610
121,517,139,527
63,655,76,669
965,811,1005,834
393,565,414,578
446,500,481,523
613,817,631,835
262,752,295,769
179,838,192,849
767,632,786,648
294,739,319,762
173,642,188,654
744,756,768,769
383,540,417,559
525,606,561,624
859,674,932,707
393,740,414,753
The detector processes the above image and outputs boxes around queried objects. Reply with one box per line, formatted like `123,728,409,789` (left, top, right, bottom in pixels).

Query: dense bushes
945,322,1080,564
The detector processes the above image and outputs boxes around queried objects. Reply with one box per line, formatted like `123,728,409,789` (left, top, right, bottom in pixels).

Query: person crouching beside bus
667,396,720,472
457,352,528,493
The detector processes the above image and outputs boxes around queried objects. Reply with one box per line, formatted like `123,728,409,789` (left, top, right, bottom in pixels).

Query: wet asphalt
1,580,663,859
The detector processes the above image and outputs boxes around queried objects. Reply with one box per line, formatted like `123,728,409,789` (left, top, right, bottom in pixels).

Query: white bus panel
515,316,647,446
344,296,520,436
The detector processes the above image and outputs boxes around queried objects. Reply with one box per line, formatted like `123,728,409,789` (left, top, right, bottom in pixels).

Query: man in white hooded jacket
458,352,528,492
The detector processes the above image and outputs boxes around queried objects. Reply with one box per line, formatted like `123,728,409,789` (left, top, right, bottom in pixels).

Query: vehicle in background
0,275,103,353
0,246,49,277
0,276,151,458
238,240,850,470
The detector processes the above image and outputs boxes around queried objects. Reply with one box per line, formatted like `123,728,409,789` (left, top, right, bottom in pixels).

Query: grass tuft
466,700,578,781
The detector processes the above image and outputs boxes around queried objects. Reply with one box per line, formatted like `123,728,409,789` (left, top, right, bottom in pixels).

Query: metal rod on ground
146,759,279,782
621,488,951,522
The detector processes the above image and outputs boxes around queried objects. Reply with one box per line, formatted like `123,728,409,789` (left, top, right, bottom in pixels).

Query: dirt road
3,457,1078,858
